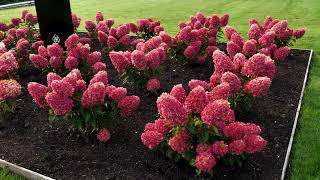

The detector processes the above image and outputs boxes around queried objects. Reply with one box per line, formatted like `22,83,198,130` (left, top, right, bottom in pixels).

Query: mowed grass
0,168,26,180
0,0,320,179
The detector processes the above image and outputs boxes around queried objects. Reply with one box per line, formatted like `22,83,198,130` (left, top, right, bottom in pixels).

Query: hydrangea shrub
0,79,21,113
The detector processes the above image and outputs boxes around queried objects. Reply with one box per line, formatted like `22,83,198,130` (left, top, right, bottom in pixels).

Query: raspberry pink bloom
242,53,275,79
207,82,231,102
45,92,73,115
109,51,131,73
244,123,262,135
141,130,163,149
16,38,29,50
196,144,212,154
93,62,107,74
64,69,82,87
97,129,111,143
71,13,81,29
65,34,79,49
116,24,129,38
119,34,131,45
273,46,290,61
64,56,79,70
75,80,87,92
242,39,257,57
118,95,140,117
183,45,198,59
170,84,186,104
154,118,174,134
79,37,91,45
146,49,161,70
168,131,191,154
108,87,127,102
159,31,173,46
223,122,246,140
230,32,244,47
263,16,273,29
271,20,288,36
38,46,49,57
233,53,247,72
128,22,138,33
189,79,209,90
131,50,147,70
0,52,18,77
15,29,27,39
157,93,188,125
85,20,96,32
195,153,216,172
221,72,241,94
258,31,275,47
219,13,229,26
201,99,235,130
81,82,106,108
95,11,104,23
47,43,64,57
224,26,237,40
244,77,271,97
0,80,21,101
98,31,108,46
28,82,48,108
50,79,74,97
248,23,262,40
29,54,48,69
147,79,161,92
184,86,207,114
87,51,101,65
31,40,44,51
293,29,305,39
90,70,108,86
244,135,267,154
209,72,222,87
227,41,241,59
47,73,62,87
229,140,246,155
106,18,114,28
209,15,220,28
212,141,229,158
212,50,234,73
178,26,192,41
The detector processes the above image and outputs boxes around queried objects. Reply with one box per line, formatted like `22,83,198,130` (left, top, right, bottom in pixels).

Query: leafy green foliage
120,67,159,90
0,99,17,113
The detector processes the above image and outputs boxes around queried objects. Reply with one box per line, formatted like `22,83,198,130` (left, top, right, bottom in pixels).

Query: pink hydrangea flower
45,92,73,115
119,34,131,45
189,79,209,90
209,15,220,28
47,73,62,87
230,32,244,47
79,37,91,45
258,31,275,47
220,13,229,26
65,34,79,49
47,43,64,57
229,140,246,155
221,72,241,94
159,31,172,46
147,79,161,92
157,93,188,125
273,46,290,61
223,122,246,140
64,56,79,70
116,24,129,38
16,38,29,50
201,99,235,130
108,87,127,102
242,53,275,79
131,50,147,70
90,70,108,86
50,79,74,98
81,82,106,108
178,26,192,41
196,144,212,154
93,62,107,74
75,80,87,92
244,77,272,97
154,118,174,134
293,29,305,39
271,20,288,36
146,49,161,70
95,11,104,23
11,17,21,26
106,18,114,28
244,135,267,154
224,26,237,40
28,82,48,108
207,82,231,102
64,69,82,87
97,31,108,46
87,51,101,65
227,41,241,59
38,46,48,57
242,39,257,57
141,130,163,149
31,40,44,51
16,29,27,39
71,13,81,29
77,43,91,59
0,80,21,101
195,153,216,172
212,50,234,73
118,95,140,117
184,86,208,114
0,52,18,77
85,20,96,32
244,123,262,135
170,84,186,104
109,51,131,72
29,54,48,69
263,16,273,29
168,131,191,154
233,53,247,73
212,141,228,158
248,23,262,40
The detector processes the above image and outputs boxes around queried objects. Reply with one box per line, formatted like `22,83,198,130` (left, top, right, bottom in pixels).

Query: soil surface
0,45,311,180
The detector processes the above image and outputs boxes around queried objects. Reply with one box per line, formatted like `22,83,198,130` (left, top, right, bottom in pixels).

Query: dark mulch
0,46,311,180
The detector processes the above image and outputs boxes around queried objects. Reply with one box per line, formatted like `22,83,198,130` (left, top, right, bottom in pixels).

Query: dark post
34,0,74,46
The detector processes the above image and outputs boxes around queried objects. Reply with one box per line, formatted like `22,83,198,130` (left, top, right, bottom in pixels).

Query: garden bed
0,48,311,180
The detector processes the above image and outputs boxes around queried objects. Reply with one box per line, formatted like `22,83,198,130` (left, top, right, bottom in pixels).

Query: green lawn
0,0,320,179
0,168,26,180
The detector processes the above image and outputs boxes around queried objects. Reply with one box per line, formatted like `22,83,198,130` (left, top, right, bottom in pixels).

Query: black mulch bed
0,44,311,180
